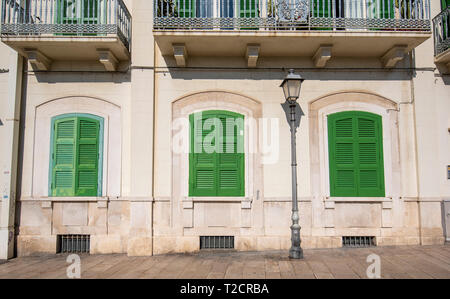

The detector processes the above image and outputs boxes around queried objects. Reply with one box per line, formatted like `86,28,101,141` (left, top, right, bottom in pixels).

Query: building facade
0,0,449,259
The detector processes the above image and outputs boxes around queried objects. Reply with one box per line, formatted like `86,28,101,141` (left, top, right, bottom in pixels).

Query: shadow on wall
436,73,450,85
29,59,131,83
442,200,450,242
33,71,132,84
281,101,304,130
164,69,414,82
14,57,28,258
161,52,416,82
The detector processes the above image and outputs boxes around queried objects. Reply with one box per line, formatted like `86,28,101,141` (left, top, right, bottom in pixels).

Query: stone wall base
419,228,446,246
16,232,446,257
17,235,57,256
152,236,199,255
127,236,153,256
90,235,127,255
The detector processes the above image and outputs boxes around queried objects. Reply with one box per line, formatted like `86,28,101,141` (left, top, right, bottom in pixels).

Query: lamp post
280,69,304,259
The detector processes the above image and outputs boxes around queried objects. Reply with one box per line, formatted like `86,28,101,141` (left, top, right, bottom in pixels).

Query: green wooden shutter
216,113,244,196
56,0,77,24
52,117,77,196
56,0,100,24
82,0,101,24
51,114,102,197
239,0,258,29
380,0,394,19
190,113,217,196
367,0,394,19
328,115,358,197
356,114,385,197
179,0,195,17
442,0,450,10
75,117,100,196
312,0,332,17
189,111,245,197
56,0,102,36
328,111,385,197
240,0,258,18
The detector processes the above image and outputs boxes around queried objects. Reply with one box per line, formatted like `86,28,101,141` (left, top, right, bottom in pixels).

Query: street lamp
280,69,304,259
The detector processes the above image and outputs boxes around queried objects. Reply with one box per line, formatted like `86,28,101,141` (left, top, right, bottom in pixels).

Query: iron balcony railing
433,6,450,56
1,0,132,51
154,0,431,31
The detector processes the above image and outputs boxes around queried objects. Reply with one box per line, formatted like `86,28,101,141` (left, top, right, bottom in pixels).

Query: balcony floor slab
1,35,130,63
154,30,430,59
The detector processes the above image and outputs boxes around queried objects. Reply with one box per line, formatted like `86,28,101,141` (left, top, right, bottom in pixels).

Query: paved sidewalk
0,244,449,279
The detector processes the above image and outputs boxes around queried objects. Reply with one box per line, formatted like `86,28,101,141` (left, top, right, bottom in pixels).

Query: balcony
153,0,432,67
433,6,450,72
1,0,132,71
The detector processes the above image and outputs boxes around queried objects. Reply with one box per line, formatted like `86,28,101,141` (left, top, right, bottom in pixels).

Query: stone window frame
309,91,400,201
32,96,121,200
172,91,263,203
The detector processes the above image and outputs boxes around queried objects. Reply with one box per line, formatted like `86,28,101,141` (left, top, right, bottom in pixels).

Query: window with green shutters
367,0,395,19
328,111,385,197
50,114,103,197
311,0,332,18
240,0,258,18
239,0,259,29
442,0,450,10
179,0,195,17
189,110,245,197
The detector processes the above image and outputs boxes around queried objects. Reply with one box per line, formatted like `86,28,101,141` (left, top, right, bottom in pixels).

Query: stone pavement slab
0,244,449,279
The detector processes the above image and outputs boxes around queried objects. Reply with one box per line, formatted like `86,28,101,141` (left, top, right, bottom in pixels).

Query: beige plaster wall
8,0,449,256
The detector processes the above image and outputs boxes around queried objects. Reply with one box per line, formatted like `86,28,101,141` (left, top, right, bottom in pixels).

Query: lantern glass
280,69,304,102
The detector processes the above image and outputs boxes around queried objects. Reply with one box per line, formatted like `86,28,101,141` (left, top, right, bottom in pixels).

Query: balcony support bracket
381,45,407,68
98,49,118,72
25,49,52,71
173,44,188,67
313,45,332,68
434,50,450,74
246,44,260,68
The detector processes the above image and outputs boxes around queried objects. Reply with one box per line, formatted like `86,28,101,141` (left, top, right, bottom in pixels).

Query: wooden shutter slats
78,144,97,165
335,143,353,164
76,117,100,196
55,144,74,165
336,170,355,188
56,119,75,138
219,169,238,189
52,118,77,196
55,172,73,188
359,170,379,188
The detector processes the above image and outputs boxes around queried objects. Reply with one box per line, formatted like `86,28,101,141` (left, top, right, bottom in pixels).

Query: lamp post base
289,247,304,259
